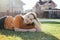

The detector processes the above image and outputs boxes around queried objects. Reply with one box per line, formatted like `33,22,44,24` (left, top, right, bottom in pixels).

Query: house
43,9,60,18
34,0,56,10
0,0,25,16
12,0,25,13
33,0,57,18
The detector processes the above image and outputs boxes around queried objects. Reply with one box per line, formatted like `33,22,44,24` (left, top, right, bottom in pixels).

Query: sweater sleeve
13,15,24,28
4,16,14,30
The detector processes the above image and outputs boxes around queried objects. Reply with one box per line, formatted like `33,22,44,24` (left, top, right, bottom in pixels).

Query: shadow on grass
0,30,59,40
41,21,60,24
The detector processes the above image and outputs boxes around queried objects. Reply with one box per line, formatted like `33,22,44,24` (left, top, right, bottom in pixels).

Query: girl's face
24,15,34,24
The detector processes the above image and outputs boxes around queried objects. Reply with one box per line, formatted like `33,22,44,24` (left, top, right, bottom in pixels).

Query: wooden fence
43,9,60,18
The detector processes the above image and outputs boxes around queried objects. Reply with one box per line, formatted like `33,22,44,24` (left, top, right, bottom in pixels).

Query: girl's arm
33,19,41,32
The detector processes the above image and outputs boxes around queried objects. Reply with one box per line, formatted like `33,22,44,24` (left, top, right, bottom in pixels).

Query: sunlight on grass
41,21,60,40
0,35,23,40
0,29,59,40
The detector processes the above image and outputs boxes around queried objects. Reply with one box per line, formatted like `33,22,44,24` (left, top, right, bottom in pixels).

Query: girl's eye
28,16,29,18
30,19,32,21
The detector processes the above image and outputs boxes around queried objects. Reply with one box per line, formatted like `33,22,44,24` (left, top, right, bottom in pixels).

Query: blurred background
0,0,60,40
0,0,60,19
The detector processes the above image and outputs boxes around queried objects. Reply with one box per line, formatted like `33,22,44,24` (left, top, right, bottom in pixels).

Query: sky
53,0,60,8
21,0,39,11
21,0,60,11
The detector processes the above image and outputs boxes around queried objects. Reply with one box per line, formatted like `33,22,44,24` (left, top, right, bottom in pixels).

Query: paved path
39,19,60,22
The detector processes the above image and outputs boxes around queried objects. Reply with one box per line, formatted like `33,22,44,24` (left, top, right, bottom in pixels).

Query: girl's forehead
28,15,34,18
29,15,33,16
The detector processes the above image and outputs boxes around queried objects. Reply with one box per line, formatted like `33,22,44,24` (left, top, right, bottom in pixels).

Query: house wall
0,0,24,12
0,0,25,17
43,10,60,18
0,0,9,12
34,0,57,18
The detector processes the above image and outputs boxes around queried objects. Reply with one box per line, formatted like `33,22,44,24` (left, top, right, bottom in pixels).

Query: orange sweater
13,15,35,29
4,15,35,30
4,16,14,30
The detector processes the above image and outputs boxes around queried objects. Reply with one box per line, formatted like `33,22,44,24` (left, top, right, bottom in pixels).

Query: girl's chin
24,22,32,24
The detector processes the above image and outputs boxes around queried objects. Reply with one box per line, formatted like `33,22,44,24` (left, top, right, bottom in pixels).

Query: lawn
0,19,60,40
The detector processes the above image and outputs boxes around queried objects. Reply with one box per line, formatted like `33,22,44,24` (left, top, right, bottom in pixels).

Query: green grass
0,20,60,40
41,21,60,40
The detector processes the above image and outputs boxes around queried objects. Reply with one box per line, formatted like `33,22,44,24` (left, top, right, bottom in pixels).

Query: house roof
38,0,55,5
39,1,47,5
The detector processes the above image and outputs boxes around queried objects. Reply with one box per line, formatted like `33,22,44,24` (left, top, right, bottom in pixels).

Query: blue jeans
0,16,7,29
